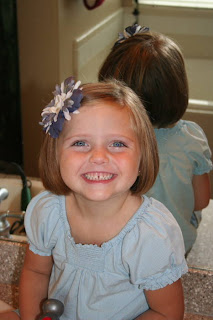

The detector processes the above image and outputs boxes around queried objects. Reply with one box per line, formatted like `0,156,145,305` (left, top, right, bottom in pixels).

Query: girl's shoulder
27,190,62,206
155,120,212,166
155,119,207,141
121,196,188,290
118,195,185,254
24,191,66,255
179,120,212,173
179,119,208,139
25,191,64,223
125,196,184,242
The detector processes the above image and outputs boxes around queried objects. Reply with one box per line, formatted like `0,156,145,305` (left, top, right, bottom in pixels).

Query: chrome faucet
0,187,26,238
0,211,25,238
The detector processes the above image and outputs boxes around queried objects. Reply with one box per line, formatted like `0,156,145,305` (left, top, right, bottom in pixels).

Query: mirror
0,0,212,272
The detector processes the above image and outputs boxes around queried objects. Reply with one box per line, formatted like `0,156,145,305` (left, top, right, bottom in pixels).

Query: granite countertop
0,239,27,285
184,314,213,320
182,267,213,317
186,200,213,270
0,239,26,308
0,283,19,308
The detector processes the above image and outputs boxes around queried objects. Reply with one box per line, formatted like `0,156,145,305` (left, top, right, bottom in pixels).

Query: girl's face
57,101,141,202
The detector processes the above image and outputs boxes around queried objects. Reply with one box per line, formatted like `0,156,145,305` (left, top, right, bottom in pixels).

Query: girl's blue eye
112,141,126,147
73,141,87,146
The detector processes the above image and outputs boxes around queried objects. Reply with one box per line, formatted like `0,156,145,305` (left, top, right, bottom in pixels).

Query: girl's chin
79,193,116,202
74,189,131,203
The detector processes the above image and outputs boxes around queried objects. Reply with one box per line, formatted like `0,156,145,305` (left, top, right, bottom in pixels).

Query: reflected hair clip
114,23,149,47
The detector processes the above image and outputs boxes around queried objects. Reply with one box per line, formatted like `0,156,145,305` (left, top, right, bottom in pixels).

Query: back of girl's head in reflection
98,27,188,128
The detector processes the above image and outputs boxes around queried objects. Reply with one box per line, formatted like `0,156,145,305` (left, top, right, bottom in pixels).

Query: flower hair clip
114,23,149,47
40,76,83,138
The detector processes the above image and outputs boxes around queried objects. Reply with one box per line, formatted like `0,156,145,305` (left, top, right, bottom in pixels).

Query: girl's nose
89,147,109,164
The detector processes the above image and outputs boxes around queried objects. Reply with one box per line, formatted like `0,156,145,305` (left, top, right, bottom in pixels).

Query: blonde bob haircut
39,80,159,196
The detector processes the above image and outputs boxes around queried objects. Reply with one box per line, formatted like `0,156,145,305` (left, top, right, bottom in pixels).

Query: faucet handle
38,299,64,320
0,188,9,203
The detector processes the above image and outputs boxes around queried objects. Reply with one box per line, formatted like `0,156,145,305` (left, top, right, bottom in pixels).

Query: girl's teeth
84,173,113,181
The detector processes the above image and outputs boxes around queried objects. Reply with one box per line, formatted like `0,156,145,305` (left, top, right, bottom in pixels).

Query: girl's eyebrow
63,135,136,145
63,134,90,142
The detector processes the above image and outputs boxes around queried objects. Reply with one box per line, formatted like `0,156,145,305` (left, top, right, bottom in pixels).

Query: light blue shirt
25,191,187,320
146,120,213,253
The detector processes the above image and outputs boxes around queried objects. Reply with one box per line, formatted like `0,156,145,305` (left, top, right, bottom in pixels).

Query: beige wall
17,0,122,177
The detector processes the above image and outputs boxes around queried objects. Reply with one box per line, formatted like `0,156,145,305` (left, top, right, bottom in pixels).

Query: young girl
98,24,213,254
1,77,188,320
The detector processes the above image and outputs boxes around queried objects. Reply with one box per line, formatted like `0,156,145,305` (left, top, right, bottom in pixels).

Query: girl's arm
19,245,53,320
192,173,211,211
135,279,184,320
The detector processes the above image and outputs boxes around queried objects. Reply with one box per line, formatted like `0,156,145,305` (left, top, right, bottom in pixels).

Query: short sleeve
185,121,212,175
121,198,188,291
24,191,63,256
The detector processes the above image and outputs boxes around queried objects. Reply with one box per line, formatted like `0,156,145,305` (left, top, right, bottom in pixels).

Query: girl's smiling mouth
82,172,117,182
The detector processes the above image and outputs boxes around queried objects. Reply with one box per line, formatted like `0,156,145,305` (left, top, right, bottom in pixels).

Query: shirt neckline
58,194,150,250
154,120,184,136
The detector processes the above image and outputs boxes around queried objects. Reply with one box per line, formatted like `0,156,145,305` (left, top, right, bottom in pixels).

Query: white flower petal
61,81,65,93
64,109,71,120
54,114,58,122
54,96,64,111
136,25,141,33
60,93,67,101
48,107,55,113
41,110,48,116
66,90,73,99
73,80,81,90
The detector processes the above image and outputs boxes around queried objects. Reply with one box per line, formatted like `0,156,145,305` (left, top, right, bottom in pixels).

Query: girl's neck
65,192,142,246
66,191,141,221
153,121,178,129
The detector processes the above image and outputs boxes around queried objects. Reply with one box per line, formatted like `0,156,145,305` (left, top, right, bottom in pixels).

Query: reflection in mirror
133,4,213,273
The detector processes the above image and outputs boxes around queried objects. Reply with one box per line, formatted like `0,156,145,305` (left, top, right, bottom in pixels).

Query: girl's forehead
81,100,124,111
60,101,138,138
72,100,129,121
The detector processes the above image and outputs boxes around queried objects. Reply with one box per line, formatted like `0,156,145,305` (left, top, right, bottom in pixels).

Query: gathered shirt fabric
146,120,213,253
25,191,188,320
